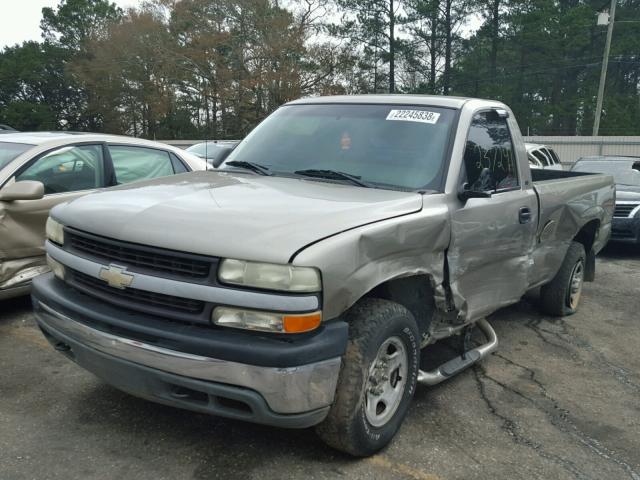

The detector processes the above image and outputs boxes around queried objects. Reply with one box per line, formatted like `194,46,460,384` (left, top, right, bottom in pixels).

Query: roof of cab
285,94,481,109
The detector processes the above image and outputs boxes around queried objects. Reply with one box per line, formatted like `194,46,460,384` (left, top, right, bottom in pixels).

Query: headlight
46,254,66,280
218,259,321,292
212,307,322,333
46,217,64,245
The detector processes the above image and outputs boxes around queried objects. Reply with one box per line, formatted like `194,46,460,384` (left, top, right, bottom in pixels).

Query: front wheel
315,298,420,457
539,241,586,316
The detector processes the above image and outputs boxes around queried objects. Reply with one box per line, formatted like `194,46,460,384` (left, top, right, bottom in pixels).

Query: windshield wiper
225,161,272,176
294,169,371,188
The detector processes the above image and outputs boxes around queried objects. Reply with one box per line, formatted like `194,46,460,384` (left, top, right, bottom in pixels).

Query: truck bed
528,170,614,288
531,169,594,182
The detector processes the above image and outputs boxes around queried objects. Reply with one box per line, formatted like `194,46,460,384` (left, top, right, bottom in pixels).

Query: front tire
315,298,420,457
540,241,586,316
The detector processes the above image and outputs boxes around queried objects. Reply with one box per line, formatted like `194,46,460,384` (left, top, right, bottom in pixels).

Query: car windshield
221,104,456,190
0,142,33,170
572,159,640,186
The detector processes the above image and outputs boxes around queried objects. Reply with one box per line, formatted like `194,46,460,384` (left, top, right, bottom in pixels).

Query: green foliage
0,0,637,136
41,0,122,50
447,0,640,135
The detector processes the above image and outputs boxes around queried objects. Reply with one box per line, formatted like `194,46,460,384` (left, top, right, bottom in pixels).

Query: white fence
523,136,640,166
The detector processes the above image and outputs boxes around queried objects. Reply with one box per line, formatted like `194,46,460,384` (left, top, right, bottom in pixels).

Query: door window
108,145,176,185
16,144,104,194
463,111,519,191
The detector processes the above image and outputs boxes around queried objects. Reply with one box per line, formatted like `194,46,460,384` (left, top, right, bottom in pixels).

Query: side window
16,144,104,194
170,153,188,173
463,111,519,191
108,146,175,185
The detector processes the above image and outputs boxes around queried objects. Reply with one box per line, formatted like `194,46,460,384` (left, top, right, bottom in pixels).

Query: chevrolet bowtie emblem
98,264,134,289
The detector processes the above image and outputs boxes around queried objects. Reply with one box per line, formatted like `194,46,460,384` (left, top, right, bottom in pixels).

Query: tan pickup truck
32,95,614,456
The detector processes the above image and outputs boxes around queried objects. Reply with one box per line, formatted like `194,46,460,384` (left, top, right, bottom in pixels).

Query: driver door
447,110,537,322
0,144,106,288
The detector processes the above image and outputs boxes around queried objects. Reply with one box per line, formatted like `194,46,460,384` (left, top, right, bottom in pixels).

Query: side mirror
0,180,45,201
458,182,492,201
212,146,234,168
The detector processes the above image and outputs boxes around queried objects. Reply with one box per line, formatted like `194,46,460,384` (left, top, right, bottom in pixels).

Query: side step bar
417,318,498,386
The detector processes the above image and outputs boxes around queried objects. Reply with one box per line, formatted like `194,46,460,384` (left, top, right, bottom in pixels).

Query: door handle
519,207,532,224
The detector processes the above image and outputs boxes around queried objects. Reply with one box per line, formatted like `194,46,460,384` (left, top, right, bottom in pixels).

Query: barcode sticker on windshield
386,109,440,124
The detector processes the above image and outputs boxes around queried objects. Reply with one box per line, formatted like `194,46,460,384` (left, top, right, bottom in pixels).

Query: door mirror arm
458,182,492,201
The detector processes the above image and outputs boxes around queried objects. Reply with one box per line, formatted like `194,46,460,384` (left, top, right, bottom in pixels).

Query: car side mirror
0,180,45,201
213,146,234,168
458,182,492,201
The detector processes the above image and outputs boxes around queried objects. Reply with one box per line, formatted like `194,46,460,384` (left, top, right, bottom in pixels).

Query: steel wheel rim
364,336,408,427
567,259,584,310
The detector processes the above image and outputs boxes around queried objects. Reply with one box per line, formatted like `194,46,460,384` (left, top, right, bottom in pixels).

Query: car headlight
46,217,64,245
212,307,322,333
46,254,66,280
218,259,321,292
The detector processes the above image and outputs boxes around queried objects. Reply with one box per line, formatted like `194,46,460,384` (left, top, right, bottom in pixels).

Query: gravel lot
1,244,639,480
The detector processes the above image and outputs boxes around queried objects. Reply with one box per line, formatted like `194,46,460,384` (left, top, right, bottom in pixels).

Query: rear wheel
315,298,420,457
540,241,586,316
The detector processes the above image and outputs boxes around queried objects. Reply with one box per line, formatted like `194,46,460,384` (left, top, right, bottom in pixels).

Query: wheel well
573,219,599,281
574,219,599,253
365,275,435,337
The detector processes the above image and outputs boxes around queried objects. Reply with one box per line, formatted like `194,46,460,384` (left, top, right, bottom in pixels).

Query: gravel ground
1,243,639,480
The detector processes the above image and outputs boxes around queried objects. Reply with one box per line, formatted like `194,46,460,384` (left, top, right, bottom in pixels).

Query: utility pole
592,0,617,136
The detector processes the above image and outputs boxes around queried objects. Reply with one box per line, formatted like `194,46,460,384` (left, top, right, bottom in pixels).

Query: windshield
572,160,640,186
222,104,456,190
0,142,33,170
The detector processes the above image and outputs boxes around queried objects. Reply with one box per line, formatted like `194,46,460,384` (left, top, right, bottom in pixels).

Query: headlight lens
212,307,322,333
218,259,321,292
46,254,66,280
45,217,64,245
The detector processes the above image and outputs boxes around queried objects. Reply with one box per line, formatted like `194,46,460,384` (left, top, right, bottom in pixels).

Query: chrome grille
613,203,638,218
67,229,212,279
70,269,205,314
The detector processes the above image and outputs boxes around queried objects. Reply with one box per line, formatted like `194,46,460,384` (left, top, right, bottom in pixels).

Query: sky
0,0,143,48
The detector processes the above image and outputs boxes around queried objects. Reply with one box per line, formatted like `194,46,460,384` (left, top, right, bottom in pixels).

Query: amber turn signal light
283,312,322,333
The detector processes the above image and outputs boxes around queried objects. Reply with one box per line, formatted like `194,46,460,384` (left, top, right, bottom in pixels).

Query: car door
0,143,106,287
447,109,538,322
106,144,187,185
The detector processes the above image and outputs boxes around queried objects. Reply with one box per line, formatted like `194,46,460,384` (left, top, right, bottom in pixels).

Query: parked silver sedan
0,132,207,300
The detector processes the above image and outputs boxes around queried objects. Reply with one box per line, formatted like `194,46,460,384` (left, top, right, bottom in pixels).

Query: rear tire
315,298,420,457
539,241,586,316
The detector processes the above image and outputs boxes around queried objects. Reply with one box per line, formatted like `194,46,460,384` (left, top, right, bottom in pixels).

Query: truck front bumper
32,274,347,428
611,217,640,244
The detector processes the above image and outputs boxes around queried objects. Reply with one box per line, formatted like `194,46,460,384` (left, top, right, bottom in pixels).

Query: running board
417,318,498,386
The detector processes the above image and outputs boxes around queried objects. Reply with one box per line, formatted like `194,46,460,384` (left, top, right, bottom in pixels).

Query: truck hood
53,171,423,264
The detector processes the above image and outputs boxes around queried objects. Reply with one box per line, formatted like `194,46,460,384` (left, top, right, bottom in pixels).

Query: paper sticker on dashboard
386,109,440,124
